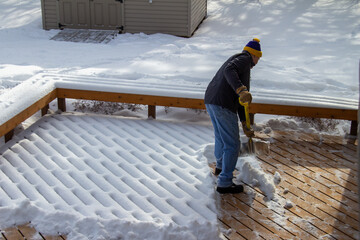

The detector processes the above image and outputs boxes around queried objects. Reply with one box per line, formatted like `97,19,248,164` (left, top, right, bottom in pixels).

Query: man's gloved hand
237,86,252,104
241,121,255,137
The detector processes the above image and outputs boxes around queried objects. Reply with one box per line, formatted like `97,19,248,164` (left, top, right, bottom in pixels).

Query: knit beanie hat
243,38,262,58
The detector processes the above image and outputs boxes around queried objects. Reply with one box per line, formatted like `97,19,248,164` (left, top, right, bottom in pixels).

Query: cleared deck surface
0,224,65,239
0,126,358,239
218,130,358,240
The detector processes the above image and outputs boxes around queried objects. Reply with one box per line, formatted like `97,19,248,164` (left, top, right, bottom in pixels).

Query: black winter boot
216,183,244,194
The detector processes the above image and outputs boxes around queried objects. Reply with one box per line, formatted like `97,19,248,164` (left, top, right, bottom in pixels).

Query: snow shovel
239,100,270,155
239,101,255,153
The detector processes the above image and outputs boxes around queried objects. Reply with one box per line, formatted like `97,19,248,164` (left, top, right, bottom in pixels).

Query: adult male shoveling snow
204,38,262,194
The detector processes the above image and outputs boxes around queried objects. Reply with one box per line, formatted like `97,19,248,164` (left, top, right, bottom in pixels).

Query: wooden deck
1,130,358,240
0,224,66,240
218,130,359,240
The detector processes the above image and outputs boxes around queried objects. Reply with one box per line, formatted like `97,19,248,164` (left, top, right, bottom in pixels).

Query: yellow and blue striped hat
243,38,262,58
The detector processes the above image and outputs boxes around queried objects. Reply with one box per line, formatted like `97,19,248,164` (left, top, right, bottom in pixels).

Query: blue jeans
206,104,240,187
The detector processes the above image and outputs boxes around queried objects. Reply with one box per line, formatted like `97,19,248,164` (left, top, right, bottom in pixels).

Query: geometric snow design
0,113,219,239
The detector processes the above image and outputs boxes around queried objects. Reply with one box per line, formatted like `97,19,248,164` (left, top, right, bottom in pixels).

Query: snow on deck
0,73,358,127
0,112,220,240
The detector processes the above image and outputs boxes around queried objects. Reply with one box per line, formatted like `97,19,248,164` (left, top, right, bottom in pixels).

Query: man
204,38,262,194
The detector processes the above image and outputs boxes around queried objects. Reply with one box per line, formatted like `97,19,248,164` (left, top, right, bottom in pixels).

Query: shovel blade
253,138,270,155
240,138,270,156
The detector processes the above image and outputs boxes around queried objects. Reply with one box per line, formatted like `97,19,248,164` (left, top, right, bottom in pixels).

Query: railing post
4,130,14,143
58,98,66,112
250,113,255,125
148,105,156,119
350,120,358,136
41,104,50,116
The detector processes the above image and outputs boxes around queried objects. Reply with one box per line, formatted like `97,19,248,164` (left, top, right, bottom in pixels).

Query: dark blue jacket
204,51,252,121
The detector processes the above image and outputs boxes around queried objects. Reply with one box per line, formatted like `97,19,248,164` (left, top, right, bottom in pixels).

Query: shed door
58,0,91,29
90,0,122,30
58,0,123,30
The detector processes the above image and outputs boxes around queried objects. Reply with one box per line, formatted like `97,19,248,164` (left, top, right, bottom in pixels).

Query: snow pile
201,144,281,201
0,199,218,240
254,116,352,136
236,156,278,200
202,144,292,216
234,156,296,224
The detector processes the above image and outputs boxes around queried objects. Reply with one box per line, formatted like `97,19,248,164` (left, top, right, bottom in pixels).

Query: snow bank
200,143,280,201
0,199,218,240
236,156,277,200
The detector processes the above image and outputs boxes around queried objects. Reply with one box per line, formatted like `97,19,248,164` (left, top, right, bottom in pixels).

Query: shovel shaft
239,99,254,153
243,103,251,129
239,100,251,129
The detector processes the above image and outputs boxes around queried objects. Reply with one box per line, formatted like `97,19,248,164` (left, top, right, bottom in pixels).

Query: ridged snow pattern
0,113,217,227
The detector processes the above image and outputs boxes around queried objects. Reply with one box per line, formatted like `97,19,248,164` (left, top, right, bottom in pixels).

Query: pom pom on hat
243,38,262,58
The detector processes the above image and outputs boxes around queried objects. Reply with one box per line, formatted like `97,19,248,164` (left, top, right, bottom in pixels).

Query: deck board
0,224,66,240
218,130,358,240
1,130,358,240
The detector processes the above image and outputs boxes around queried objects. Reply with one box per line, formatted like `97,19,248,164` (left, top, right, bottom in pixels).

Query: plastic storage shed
41,0,207,37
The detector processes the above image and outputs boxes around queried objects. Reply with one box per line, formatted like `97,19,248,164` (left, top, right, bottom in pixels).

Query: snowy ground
0,0,359,239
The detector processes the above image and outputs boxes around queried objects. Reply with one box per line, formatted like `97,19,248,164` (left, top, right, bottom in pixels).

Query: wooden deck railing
0,86,357,143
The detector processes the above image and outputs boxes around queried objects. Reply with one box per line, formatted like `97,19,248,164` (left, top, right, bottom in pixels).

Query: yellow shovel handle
239,99,254,153
239,99,251,129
